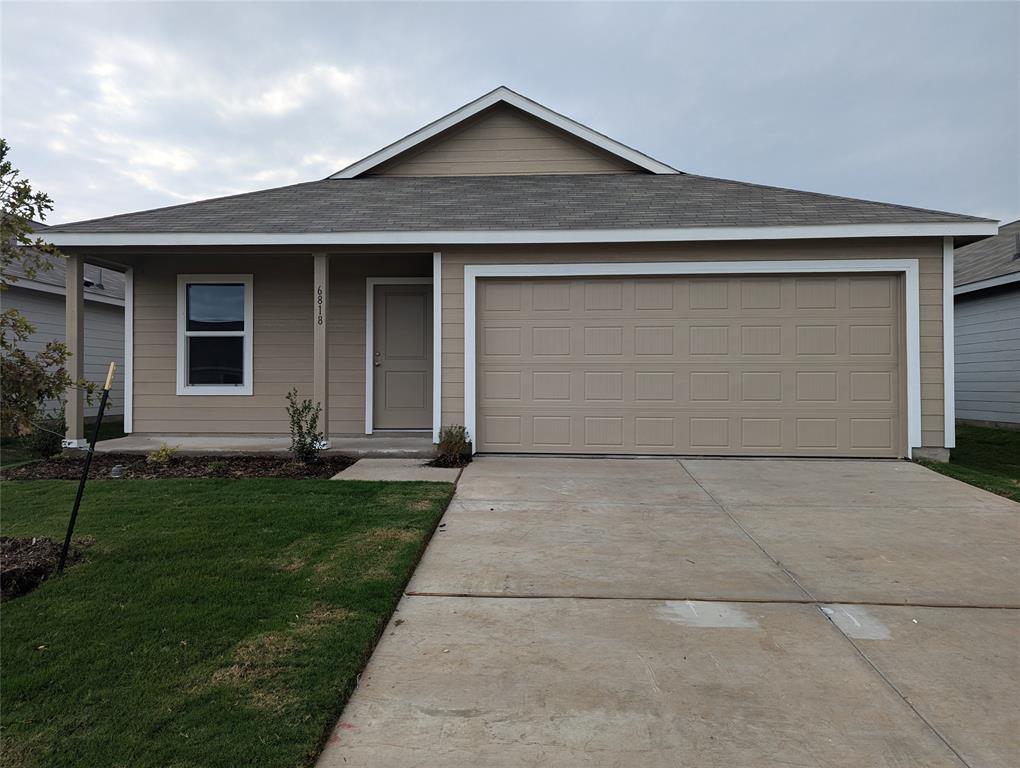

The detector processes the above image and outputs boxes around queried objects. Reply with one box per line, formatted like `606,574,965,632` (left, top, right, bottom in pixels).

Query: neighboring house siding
954,285,1020,425
370,104,641,177
440,237,948,448
3,286,125,417
131,253,430,435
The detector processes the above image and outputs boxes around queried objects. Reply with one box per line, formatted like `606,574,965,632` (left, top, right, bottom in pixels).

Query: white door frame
364,276,435,435
463,259,922,457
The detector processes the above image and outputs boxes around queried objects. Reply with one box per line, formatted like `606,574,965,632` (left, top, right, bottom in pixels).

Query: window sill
176,385,253,397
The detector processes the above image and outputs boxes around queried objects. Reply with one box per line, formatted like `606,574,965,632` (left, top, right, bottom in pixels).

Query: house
953,219,1020,427
42,87,998,458
3,223,126,419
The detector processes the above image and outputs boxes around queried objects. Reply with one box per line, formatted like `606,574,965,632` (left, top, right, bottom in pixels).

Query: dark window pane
187,284,244,331
188,337,243,385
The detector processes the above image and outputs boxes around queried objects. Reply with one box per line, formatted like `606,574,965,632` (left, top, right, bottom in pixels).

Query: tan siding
371,104,641,176
440,238,947,448
131,253,431,436
129,239,947,449
133,255,313,434
327,255,432,434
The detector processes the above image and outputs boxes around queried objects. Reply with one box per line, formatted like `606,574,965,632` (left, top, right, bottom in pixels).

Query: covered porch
61,249,444,450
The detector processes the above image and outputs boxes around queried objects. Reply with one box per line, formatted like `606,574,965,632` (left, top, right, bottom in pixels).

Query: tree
1,138,91,437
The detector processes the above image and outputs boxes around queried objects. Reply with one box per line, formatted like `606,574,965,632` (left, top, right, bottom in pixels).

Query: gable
368,104,645,177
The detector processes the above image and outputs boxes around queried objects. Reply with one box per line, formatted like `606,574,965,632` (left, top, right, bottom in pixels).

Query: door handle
374,361,381,367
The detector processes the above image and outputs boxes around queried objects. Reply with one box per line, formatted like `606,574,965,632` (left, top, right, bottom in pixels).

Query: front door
373,284,432,429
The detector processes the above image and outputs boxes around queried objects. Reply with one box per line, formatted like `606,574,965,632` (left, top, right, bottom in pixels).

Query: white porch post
313,253,330,446
64,253,86,446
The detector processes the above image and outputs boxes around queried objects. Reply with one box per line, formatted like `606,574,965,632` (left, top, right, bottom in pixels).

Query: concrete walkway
332,458,462,483
318,458,1020,768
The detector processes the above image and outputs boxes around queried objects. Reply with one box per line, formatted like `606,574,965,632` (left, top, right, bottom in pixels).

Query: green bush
146,442,178,466
285,388,323,464
436,425,470,462
24,410,65,458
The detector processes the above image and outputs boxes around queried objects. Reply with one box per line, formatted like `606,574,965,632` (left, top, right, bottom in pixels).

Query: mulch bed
427,454,472,469
2,453,355,481
1,536,93,600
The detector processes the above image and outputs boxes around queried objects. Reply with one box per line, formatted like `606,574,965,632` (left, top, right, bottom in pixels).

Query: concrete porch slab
407,498,802,600
94,434,436,458
723,503,1020,606
333,458,461,483
317,596,963,768
845,605,1020,768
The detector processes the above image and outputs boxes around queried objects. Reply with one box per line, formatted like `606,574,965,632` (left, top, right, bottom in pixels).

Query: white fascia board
42,221,999,248
953,271,1020,295
462,259,923,458
330,87,679,178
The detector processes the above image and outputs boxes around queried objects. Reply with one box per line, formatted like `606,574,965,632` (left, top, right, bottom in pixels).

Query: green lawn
919,423,1020,502
0,478,454,768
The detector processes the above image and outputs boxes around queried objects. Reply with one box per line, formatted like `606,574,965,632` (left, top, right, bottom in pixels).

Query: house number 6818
316,286,324,325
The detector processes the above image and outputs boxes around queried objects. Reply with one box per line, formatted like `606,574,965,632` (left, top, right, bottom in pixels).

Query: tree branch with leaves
1,138,94,438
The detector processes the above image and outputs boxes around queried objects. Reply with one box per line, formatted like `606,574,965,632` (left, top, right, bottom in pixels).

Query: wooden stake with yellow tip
58,361,117,573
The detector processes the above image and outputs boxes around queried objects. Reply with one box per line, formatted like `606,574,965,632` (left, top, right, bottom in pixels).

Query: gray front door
373,284,432,429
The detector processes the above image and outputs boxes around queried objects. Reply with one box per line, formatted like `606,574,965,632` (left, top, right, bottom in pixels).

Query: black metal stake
58,362,115,574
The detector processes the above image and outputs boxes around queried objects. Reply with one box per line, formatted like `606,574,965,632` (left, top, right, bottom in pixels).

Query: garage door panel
477,275,902,456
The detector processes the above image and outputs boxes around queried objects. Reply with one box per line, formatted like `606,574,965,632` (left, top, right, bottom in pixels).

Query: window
177,275,253,395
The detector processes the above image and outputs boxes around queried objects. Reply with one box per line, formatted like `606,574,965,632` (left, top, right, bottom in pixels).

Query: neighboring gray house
3,225,126,418
954,219,1020,427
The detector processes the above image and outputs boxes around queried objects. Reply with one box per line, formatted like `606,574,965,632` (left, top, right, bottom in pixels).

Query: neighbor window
176,275,253,395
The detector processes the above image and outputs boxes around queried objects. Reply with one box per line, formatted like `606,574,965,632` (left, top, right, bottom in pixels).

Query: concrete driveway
319,458,1020,768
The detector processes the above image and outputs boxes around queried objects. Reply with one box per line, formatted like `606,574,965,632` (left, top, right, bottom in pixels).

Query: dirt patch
213,633,301,685
354,527,420,546
210,602,353,711
1,536,93,600
313,528,420,582
2,453,355,481
428,454,471,469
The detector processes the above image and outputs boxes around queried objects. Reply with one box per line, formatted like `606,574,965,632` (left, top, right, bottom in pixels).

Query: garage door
476,274,903,456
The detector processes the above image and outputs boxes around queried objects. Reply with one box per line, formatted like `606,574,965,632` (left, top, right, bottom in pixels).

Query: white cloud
221,64,365,118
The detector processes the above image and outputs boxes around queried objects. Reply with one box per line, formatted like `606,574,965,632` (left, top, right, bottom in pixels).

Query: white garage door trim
464,259,922,457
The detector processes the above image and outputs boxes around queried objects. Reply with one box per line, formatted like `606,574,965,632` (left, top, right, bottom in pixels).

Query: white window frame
176,274,253,396
463,259,922,457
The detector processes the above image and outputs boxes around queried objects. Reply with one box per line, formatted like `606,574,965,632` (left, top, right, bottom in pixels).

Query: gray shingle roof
4,252,126,301
955,219,1020,287
44,174,991,235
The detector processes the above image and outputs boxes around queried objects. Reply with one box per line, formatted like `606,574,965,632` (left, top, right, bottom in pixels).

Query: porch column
313,253,330,445
64,253,85,446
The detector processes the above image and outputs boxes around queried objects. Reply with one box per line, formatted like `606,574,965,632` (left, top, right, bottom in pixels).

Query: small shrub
432,425,471,468
206,460,228,476
146,443,178,466
25,410,65,459
285,388,323,465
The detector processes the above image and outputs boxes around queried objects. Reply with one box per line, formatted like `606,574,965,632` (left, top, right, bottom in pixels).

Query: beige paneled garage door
476,274,903,456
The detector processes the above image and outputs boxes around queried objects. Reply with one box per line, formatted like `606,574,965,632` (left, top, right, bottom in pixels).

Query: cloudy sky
2,1,1017,226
